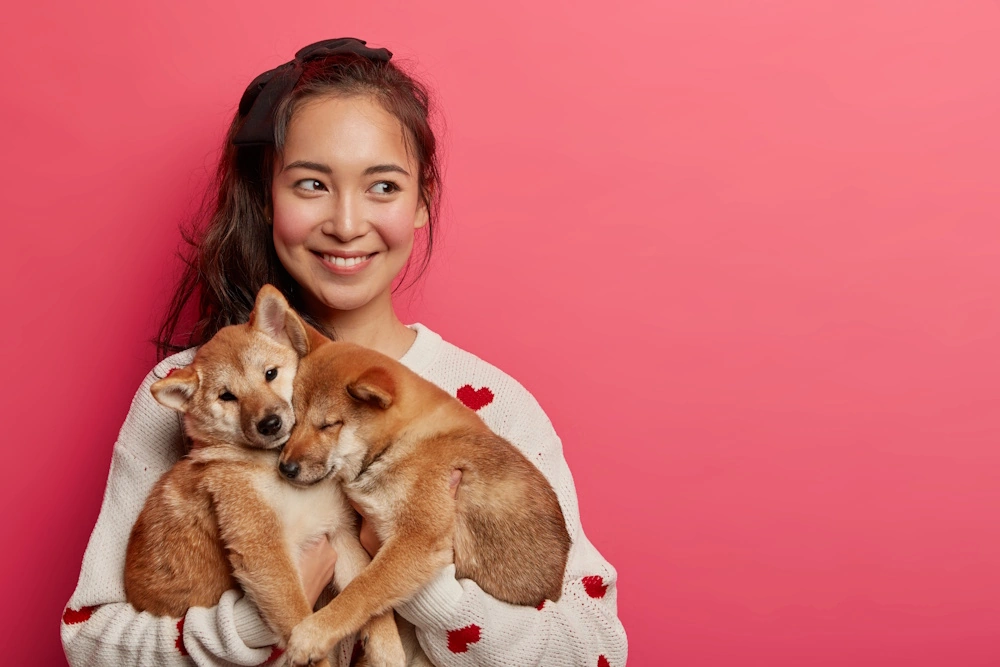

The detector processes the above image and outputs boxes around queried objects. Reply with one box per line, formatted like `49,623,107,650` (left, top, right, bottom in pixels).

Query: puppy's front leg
329,528,372,592
285,533,450,667
328,531,405,667
210,475,329,666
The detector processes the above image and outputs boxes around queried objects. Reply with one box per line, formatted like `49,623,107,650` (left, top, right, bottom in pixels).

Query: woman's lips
315,251,376,274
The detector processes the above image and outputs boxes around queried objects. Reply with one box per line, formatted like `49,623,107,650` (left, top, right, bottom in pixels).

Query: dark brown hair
156,52,440,360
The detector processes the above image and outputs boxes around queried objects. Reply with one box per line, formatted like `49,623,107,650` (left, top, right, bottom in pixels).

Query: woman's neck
308,291,416,360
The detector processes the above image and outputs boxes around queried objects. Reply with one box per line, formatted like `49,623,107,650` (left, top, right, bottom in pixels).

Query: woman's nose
322,193,365,242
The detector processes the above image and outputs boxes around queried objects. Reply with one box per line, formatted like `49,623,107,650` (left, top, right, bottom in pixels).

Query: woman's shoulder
127,347,196,409
155,347,197,375
125,348,197,410
402,324,558,444
110,348,195,462
402,324,536,404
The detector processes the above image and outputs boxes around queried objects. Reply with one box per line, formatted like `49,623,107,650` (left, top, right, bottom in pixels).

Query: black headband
232,37,393,146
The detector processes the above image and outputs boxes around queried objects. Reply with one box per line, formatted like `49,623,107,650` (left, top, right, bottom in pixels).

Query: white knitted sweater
61,324,628,667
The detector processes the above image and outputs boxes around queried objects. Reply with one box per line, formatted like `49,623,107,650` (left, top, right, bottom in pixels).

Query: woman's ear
414,201,429,230
414,183,432,230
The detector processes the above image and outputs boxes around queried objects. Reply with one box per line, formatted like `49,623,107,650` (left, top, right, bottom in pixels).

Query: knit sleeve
60,352,287,667
395,403,628,667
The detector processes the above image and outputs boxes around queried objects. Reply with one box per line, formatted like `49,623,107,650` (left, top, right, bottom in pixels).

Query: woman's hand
298,536,338,608
355,469,463,558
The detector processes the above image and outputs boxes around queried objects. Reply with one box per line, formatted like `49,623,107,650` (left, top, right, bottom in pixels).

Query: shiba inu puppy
124,285,403,667
277,325,572,666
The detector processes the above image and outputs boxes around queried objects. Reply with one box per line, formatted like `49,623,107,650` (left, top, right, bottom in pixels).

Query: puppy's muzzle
256,414,282,436
278,460,300,480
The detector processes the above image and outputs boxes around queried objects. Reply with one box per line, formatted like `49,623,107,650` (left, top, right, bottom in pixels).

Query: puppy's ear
249,284,309,356
303,322,331,355
283,308,310,357
151,367,199,412
347,367,395,410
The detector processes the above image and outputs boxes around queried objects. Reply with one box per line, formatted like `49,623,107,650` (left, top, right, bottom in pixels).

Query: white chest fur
251,471,353,558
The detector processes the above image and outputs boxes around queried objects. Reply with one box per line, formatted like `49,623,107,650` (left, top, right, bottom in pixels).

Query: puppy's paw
286,615,335,667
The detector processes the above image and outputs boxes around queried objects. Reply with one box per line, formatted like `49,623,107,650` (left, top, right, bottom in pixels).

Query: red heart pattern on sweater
598,656,611,667
447,624,481,653
457,385,494,411
583,575,608,598
536,599,546,610
62,606,97,625
175,617,188,655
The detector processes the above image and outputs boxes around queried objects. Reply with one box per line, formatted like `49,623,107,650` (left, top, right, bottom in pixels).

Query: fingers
299,537,338,607
353,469,461,557
359,517,380,557
301,536,337,563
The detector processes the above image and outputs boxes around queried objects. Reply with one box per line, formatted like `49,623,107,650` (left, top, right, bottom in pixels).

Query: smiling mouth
320,253,375,268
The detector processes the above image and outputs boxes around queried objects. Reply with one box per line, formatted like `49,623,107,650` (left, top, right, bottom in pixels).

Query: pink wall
2,1,999,664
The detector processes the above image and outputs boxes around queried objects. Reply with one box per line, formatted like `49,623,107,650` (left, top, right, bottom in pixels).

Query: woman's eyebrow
281,161,410,178
363,164,410,177
283,160,332,174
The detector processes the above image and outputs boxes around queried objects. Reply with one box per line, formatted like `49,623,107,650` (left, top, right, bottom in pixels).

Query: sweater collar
398,323,442,377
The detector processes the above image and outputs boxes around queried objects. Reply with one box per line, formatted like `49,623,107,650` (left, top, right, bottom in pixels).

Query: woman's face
270,94,427,321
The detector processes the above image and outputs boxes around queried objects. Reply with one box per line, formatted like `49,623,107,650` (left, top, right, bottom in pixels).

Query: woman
61,38,627,667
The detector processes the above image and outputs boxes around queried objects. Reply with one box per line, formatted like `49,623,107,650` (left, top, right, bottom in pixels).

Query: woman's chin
310,285,389,316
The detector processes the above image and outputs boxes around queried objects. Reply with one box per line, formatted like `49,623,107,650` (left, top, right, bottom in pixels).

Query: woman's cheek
374,202,420,248
272,207,317,248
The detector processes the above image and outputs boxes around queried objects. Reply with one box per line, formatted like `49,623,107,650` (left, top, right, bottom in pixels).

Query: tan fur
124,286,404,667
278,330,572,666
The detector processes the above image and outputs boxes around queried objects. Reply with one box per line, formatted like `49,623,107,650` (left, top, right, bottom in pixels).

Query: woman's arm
60,352,285,667
395,430,628,667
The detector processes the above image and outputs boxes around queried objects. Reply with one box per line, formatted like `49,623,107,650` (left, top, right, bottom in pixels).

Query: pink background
2,1,999,665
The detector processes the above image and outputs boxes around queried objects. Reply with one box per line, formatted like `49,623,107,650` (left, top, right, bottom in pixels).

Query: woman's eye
297,179,326,192
219,391,237,402
265,368,278,382
370,181,398,195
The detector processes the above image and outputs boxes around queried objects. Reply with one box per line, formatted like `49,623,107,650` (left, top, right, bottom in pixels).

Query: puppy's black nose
279,460,300,480
257,415,282,436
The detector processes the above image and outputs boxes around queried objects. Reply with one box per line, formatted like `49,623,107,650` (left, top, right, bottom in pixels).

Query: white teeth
324,254,370,267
